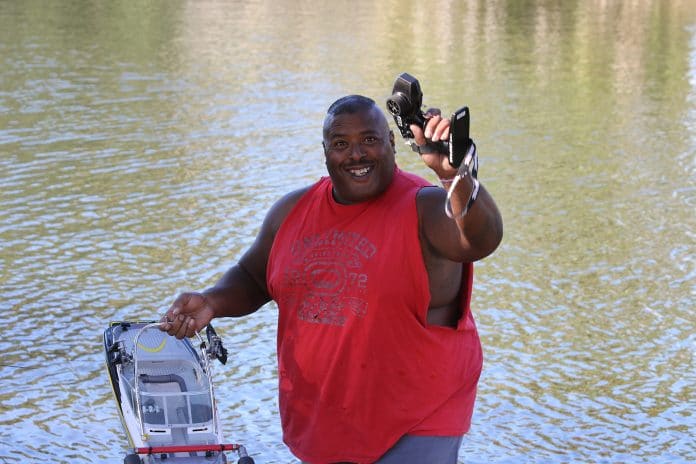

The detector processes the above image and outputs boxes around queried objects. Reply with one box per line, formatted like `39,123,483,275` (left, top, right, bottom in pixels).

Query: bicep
237,186,310,295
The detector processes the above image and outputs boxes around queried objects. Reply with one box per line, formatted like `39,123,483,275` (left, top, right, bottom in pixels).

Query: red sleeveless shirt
267,168,483,463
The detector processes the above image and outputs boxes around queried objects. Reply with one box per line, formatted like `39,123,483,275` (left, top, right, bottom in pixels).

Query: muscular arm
417,182,503,263
417,184,502,327
161,186,309,338
203,186,311,318
411,114,503,263
410,113,503,327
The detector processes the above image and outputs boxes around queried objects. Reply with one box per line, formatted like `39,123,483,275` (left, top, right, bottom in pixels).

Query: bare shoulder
239,185,313,271
276,185,313,210
269,186,311,222
262,185,313,237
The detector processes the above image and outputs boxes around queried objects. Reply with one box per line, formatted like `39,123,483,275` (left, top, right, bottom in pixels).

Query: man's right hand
409,109,457,180
159,292,215,339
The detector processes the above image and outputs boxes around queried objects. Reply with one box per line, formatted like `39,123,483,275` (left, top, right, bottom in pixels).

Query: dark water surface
1,1,694,463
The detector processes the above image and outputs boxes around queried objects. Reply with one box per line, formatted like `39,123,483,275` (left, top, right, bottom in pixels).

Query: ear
389,130,396,152
322,141,328,155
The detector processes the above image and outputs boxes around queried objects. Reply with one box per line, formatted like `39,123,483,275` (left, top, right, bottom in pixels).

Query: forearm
202,263,271,318
439,174,503,261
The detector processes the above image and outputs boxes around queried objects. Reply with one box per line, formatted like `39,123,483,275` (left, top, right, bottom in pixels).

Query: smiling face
322,96,396,205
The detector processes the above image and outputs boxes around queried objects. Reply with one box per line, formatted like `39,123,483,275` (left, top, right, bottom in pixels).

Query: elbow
485,205,504,256
490,219,504,255
472,192,504,260
468,214,503,262
492,214,504,249
486,214,504,257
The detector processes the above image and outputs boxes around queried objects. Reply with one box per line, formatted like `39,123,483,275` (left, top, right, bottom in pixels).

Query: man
161,95,503,463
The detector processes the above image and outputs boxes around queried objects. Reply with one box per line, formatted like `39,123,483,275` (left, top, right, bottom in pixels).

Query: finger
409,123,426,145
423,115,442,139
166,316,184,337
158,313,173,331
159,302,180,329
185,319,197,338
173,314,190,339
163,311,183,337
431,119,451,142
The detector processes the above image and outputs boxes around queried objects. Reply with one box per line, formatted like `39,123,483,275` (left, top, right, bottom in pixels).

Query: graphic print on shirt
281,229,376,326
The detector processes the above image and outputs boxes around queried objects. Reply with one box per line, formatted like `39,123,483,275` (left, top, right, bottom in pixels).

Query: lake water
1,1,694,463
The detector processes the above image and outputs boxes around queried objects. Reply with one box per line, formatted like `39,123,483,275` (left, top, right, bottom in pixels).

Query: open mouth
346,165,373,178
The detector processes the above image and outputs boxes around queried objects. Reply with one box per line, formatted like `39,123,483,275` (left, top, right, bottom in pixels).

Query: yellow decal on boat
137,338,166,353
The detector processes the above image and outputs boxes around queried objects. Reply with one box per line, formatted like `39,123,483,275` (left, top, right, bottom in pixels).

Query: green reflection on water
1,0,694,462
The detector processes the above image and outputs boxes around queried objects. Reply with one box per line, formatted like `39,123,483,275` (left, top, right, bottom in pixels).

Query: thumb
409,123,427,146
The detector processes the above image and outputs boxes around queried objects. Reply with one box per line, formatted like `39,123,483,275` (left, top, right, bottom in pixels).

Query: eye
332,140,348,150
363,136,378,145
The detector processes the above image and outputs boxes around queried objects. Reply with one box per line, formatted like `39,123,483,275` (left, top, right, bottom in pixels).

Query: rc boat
104,321,254,464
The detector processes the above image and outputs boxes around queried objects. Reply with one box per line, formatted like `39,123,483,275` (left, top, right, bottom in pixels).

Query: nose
349,143,364,160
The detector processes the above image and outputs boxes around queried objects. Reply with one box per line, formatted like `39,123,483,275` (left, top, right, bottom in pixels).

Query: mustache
344,160,374,167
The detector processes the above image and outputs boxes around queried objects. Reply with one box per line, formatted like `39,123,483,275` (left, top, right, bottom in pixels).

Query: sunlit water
1,1,694,463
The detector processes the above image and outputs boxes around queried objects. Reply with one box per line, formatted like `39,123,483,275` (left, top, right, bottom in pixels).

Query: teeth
350,167,371,177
